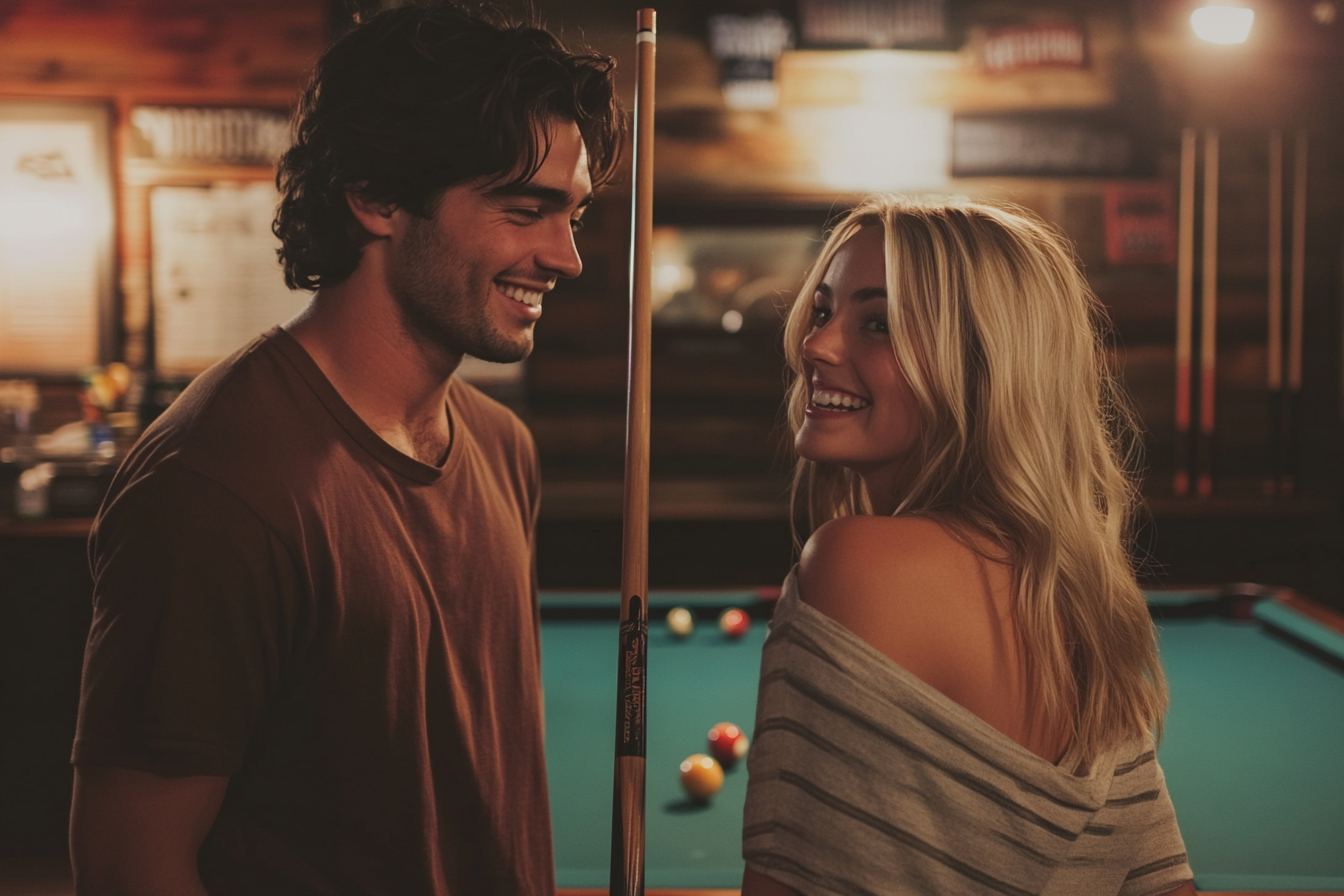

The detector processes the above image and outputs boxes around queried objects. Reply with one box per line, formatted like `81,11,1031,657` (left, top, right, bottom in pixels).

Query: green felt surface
1156,615,1344,891
540,588,771,610
542,595,1344,890
543,615,766,888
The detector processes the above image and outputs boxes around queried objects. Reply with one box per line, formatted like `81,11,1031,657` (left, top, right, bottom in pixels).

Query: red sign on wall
1103,183,1177,265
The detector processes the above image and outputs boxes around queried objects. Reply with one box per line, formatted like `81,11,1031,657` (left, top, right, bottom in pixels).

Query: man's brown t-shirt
74,328,554,895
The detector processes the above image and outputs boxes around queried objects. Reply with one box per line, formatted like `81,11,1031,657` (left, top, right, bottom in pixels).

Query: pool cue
1174,127,1197,497
1196,128,1219,498
611,9,655,896
1284,129,1307,498
1266,130,1284,496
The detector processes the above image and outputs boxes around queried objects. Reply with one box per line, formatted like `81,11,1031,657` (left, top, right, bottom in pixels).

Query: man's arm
70,765,229,896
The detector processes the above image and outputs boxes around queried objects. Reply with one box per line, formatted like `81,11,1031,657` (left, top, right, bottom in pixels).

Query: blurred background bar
1,0,1342,879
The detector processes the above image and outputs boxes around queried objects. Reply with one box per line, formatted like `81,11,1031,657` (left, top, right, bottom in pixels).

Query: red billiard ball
707,722,749,767
679,753,724,800
719,607,750,639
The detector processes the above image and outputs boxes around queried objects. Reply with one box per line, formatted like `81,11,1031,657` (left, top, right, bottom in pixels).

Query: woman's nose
802,321,842,366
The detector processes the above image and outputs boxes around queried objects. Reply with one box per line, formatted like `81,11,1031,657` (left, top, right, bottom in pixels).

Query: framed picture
150,182,309,377
0,101,116,374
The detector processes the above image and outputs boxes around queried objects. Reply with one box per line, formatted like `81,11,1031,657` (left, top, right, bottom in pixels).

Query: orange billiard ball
707,722,749,767
679,753,724,801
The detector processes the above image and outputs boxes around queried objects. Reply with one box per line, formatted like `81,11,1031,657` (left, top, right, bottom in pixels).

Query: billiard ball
707,722,749,767
666,606,694,638
679,753,724,801
719,607,750,639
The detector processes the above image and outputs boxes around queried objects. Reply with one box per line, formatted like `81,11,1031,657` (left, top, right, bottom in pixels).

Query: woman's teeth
498,283,543,307
812,389,870,410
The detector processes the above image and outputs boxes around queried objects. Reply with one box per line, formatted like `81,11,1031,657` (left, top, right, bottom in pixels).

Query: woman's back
743,564,1192,896
797,515,1069,764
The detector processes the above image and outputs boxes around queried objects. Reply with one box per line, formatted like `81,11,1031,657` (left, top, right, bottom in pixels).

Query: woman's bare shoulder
797,515,1009,691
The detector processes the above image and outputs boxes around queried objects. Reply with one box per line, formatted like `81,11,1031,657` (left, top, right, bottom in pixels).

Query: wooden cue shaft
611,9,655,896
1196,128,1219,497
1266,130,1283,495
1285,129,1308,496
1174,127,1197,497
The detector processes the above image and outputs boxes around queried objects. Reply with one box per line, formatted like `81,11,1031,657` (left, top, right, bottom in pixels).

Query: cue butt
610,756,647,896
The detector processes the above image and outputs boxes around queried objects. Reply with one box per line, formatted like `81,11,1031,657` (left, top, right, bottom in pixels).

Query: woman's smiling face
795,225,922,512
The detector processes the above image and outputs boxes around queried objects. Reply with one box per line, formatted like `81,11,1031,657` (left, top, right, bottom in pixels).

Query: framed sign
981,23,1087,75
0,101,116,374
150,182,309,376
952,110,1145,178
798,0,952,49
1103,182,1177,265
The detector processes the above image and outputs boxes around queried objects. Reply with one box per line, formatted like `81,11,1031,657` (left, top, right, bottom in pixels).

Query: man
69,4,624,893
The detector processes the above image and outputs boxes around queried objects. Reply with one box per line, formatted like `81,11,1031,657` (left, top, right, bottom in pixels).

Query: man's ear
346,191,399,238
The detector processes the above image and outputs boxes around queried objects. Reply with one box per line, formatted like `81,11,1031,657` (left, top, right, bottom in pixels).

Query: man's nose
538,220,583,280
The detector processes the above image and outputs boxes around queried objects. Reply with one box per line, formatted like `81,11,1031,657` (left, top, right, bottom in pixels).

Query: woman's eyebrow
852,287,888,302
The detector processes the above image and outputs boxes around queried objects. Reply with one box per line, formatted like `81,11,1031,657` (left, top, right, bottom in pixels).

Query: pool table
539,585,1344,895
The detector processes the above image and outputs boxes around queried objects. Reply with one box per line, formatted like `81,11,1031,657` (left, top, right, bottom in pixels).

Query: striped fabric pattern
743,572,1192,896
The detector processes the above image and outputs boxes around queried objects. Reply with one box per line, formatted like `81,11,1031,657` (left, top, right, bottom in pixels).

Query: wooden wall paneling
0,1,326,101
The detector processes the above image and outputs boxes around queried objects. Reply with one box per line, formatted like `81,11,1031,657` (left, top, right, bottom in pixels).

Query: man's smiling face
386,118,593,363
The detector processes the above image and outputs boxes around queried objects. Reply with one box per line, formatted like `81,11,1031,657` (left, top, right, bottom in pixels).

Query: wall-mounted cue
1285,129,1307,498
1196,128,1219,498
1174,127,1197,497
1266,130,1284,496
611,9,655,896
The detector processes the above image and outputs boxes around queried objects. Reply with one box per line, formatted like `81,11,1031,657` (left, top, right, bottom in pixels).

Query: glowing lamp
1191,5,1255,44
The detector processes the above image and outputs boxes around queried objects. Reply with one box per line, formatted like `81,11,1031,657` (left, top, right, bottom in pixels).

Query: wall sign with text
1103,183,1177,265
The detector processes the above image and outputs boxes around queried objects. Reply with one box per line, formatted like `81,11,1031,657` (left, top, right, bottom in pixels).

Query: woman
741,197,1195,896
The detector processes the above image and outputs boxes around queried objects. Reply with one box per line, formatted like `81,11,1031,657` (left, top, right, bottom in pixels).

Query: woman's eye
811,305,831,324
862,317,889,334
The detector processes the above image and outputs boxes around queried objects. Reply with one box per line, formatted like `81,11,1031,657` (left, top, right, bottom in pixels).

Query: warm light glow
808,105,951,192
1191,5,1255,43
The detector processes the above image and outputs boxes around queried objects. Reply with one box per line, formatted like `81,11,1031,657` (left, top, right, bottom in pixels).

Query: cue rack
1173,127,1310,499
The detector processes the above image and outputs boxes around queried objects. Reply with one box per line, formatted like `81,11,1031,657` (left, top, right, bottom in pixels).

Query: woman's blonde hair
784,195,1165,765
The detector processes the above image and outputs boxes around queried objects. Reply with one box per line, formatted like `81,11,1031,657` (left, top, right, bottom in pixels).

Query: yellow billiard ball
666,606,694,638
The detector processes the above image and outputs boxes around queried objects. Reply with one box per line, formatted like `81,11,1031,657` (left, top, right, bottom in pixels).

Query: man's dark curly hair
274,2,626,291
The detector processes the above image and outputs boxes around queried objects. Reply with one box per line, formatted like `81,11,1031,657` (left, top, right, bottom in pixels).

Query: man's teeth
498,283,543,306
812,389,870,410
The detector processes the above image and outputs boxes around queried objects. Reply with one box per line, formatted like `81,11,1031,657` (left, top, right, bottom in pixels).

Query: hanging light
1191,4,1255,43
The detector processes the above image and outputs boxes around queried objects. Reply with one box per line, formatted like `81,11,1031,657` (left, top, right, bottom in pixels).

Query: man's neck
284,261,458,466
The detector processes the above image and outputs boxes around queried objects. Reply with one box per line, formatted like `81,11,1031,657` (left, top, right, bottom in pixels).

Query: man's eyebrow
487,183,593,210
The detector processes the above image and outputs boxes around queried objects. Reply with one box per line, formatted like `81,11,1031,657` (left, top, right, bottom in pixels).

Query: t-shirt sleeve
1117,759,1194,896
73,462,301,777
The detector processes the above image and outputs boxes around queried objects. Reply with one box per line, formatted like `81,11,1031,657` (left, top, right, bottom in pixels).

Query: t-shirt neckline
266,326,463,485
